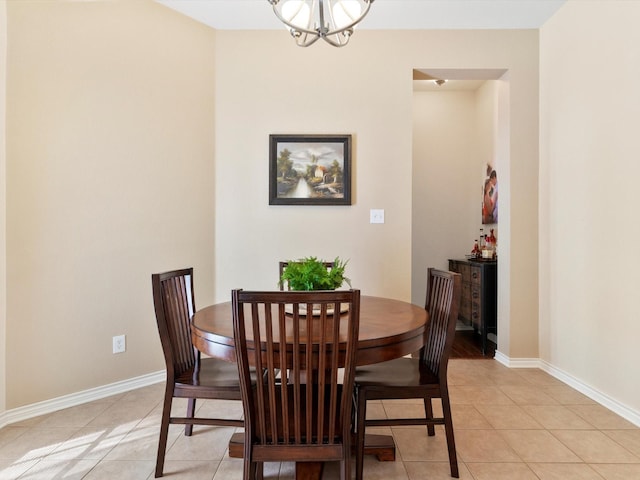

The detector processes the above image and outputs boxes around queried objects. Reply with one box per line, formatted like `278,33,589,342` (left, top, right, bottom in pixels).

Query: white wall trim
493,350,541,368
0,371,165,429
4,354,640,430
538,359,640,427
494,351,640,427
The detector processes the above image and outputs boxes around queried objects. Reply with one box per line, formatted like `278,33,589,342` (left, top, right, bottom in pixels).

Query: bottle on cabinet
471,239,480,258
488,229,497,246
482,229,497,259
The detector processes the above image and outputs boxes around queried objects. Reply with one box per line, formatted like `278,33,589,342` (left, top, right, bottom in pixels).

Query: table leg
358,433,396,461
295,462,323,480
229,432,395,479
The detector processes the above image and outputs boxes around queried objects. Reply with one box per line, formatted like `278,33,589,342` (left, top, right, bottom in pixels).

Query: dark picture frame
269,134,352,206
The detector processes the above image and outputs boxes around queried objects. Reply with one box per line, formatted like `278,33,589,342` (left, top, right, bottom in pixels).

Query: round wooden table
192,295,428,365
191,295,428,480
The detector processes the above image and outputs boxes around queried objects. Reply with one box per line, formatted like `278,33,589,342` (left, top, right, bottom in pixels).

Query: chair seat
355,357,439,389
174,357,243,399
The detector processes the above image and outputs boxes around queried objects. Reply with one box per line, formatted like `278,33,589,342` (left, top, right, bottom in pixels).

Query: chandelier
268,0,374,47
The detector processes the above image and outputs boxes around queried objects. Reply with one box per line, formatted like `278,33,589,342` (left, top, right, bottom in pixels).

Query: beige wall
4,3,540,409
411,88,484,304
213,30,539,362
1,0,7,413
540,1,640,413
5,0,638,423
212,31,415,301
5,0,217,408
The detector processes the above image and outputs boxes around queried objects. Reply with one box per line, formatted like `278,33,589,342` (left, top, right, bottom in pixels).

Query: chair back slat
232,289,360,459
152,268,197,378
421,268,462,378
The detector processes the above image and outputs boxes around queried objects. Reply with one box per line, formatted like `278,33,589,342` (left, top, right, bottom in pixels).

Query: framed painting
482,164,498,224
269,134,352,206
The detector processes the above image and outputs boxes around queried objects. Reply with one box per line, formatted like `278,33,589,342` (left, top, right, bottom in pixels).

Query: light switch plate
370,209,385,224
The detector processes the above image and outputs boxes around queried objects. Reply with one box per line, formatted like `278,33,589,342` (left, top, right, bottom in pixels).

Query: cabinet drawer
461,282,471,303
459,283,471,323
472,299,482,316
470,266,482,285
454,263,470,282
471,308,481,329
471,285,481,302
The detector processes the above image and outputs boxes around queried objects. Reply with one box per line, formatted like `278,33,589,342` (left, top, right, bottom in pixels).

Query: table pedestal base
228,432,395,480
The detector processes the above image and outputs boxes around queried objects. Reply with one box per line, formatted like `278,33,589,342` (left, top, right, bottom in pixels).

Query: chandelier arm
294,30,322,47
321,32,351,47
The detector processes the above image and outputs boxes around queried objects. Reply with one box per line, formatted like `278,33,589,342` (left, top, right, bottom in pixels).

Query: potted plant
280,256,350,291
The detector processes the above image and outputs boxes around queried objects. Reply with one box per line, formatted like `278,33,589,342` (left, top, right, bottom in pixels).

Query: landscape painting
269,134,352,206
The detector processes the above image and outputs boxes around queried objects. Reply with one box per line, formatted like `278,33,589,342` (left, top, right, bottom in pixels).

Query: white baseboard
0,370,165,429
3,356,640,430
493,350,540,368
493,351,640,427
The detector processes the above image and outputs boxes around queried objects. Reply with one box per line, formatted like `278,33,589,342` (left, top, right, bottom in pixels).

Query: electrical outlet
112,335,126,354
370,209,385,224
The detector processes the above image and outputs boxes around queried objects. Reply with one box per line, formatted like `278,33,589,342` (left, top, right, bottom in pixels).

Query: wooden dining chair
353,268,462,479
231,289,361,480
151,268,244,478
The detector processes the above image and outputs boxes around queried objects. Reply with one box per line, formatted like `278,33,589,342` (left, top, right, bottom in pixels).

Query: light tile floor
1,359,639,479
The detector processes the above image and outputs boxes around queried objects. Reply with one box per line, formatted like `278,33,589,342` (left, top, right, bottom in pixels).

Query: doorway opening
411,68,509,359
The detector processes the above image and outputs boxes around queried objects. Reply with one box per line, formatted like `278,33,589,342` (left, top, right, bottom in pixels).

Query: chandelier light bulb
332,0,362,29
281,1,311,29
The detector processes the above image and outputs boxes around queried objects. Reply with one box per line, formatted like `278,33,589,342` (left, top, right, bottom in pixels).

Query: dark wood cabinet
448,258,497,354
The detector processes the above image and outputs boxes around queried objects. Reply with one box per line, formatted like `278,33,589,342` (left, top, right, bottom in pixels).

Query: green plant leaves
280,256,351,291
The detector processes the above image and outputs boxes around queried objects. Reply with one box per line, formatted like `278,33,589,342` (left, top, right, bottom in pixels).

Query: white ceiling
157,0,566,31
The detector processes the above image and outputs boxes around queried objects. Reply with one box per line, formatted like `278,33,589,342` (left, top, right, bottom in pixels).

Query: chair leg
441,393,459,478
155,389,173,478
185,398,196,436
424,397,435,436
244,457,258,480
341,438,351,480
355,387,367,480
